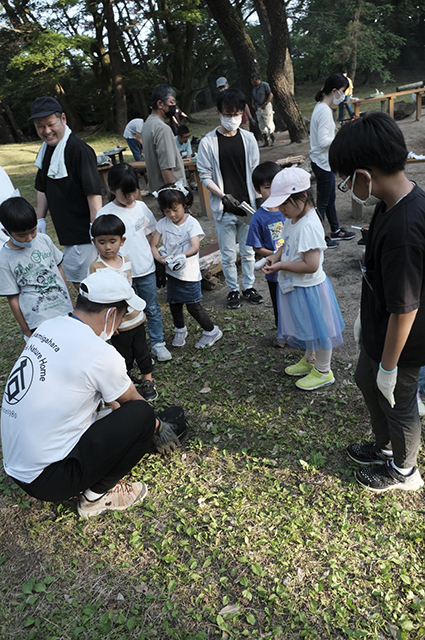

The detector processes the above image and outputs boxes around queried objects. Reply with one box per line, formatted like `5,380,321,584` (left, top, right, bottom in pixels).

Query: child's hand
262,262,280,274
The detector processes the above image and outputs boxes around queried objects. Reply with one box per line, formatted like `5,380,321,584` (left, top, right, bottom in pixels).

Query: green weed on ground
0,298,424,640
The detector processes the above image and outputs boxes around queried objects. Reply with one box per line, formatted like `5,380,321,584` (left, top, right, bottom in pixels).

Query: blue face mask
5,229,35,249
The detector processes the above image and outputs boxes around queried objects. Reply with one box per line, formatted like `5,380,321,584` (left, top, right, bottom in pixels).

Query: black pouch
155,259,167,288
156,406,189,441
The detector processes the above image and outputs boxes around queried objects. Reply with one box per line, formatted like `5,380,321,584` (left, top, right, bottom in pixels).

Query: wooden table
103,146,127,165
351,88,425,120
129,158,213,219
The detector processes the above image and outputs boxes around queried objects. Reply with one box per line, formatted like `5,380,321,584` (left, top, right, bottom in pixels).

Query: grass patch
1,299,425,639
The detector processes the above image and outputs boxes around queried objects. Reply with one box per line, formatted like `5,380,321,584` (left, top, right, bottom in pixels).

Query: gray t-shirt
252,81,271,108
0,233,72,329
142,114,186,192
123,118,144,139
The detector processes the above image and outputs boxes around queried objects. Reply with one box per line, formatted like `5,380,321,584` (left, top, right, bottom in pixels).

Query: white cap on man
79,270,146,311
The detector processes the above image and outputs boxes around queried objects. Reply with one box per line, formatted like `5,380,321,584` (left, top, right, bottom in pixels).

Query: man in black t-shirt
29,97,102,286
330,113,425,493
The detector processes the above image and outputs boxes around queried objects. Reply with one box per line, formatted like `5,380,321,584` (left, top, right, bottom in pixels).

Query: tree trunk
54,83,83,131
260,0,306,142
204,0,259,105
103,0,127,132
347,0,363,82
87,1,114,130
0,110,15,144
1,99,27,141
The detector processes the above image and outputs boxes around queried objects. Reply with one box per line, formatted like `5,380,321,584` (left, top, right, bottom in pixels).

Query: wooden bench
351,88,425,121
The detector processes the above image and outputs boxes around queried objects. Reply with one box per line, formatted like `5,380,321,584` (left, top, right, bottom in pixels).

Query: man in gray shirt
143,85,187,193
251,73,276,148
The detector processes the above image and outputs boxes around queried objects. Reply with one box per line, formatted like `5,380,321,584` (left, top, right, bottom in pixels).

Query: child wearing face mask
310,73,355,248
0,196,72,340
197,88,262,310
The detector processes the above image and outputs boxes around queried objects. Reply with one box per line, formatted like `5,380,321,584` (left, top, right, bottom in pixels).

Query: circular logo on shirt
4,357,34,405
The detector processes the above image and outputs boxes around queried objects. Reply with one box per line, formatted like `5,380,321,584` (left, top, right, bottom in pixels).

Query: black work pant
14,401,155,502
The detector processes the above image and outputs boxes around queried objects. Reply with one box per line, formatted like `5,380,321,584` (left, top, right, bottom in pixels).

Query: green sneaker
295,367,335,390
285,356,314,377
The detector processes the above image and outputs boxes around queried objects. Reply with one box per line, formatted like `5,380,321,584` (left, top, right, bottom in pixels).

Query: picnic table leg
416,95,422,120
353,102,360,117
388,96,394,119
380,100,386,112
195,171,213,219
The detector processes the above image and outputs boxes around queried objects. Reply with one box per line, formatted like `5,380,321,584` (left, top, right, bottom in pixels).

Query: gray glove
152,419,181,454
165,254,187,271
377,364,397,408
222,194,247,216
37,218,47,234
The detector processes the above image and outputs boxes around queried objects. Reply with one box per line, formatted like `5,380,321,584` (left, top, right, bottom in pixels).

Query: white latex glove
23,334,30,343
353,310,361,349
377,364,398,408
37,218,47,234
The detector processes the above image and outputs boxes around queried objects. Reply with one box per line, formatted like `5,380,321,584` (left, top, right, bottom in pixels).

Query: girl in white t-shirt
151,183,222,349
263,168,344,391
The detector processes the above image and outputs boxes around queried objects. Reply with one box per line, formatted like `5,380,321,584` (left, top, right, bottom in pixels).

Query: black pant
267,280,279,327
14,401,155,502
170,302,214,331
111,323,153,375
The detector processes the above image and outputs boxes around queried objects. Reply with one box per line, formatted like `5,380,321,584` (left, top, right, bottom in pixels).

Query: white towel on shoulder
34,125,72,179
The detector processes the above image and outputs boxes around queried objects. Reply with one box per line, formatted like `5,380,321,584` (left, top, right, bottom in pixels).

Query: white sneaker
172,326,187,347
418,393,425,417
152,341,172,361
78,481,148,518
195,326,223,349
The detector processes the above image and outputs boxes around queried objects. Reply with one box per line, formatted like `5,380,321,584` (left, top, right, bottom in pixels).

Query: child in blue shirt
246,162,285,328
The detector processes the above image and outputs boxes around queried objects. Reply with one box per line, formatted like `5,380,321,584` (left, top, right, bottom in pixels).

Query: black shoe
260,134,269,148
355,461,424,492
128,371,143,385
227,290,241,309
330,228,355,241
325,236,338,249
242,287,263,305
139,379,158,402
347,442,393,466
270,133,276,147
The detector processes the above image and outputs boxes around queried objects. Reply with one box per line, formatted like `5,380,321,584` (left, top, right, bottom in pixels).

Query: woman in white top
310,73,355,247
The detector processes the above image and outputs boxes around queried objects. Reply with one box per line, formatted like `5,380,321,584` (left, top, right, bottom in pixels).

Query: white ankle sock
381,448,393,457
390,460,413,476
83,488,106,502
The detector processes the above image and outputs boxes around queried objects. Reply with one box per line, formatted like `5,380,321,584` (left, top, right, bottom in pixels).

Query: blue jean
338,96,354,120
215,214,255,292
311,162,339,233
126,138,143,162
354,346,421,468
133,271,164,345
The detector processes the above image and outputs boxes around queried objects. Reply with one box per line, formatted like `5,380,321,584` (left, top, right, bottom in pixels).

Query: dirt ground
144,111,425,368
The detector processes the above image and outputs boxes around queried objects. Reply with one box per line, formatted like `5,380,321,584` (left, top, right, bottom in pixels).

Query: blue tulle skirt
277,277,345,351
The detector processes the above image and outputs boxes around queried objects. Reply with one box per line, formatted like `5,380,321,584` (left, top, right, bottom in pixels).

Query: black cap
28,97,63,121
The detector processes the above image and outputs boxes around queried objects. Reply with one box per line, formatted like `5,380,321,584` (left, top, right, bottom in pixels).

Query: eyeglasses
337,175,352,193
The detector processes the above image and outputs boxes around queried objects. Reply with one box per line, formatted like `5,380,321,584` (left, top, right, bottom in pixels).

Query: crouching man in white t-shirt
1,270,180,518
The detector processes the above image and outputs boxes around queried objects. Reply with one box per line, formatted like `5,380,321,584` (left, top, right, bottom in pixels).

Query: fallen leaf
200,381,211,393
219,604,240,615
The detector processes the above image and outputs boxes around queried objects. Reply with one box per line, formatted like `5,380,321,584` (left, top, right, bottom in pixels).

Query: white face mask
350,170,381,206
5,230,34,249
220,115,242,131
99,308,116,341
333,89,345,105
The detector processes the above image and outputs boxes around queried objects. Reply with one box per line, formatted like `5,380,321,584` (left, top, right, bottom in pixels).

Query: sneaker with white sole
195,326,223,349
242,287,263,305
172,327,187,347
355,461,424,493
295,367,334,390
139,379,158,402
285,356,314,377
227,290,241,309
152,341,172,361
78,481,148,518
347,442,393,465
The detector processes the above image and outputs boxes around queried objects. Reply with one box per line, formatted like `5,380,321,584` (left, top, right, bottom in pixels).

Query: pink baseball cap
263,167,311,208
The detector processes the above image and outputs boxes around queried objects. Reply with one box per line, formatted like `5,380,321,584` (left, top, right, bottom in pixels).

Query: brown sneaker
77,481,148,518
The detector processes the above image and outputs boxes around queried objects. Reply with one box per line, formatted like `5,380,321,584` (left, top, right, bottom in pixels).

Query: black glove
221,194,247,216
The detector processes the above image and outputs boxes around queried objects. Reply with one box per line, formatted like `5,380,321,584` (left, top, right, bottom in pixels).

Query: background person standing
251,73,276,147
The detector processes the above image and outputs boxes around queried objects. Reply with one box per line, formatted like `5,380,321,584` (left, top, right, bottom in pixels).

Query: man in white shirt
1,270,179,518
